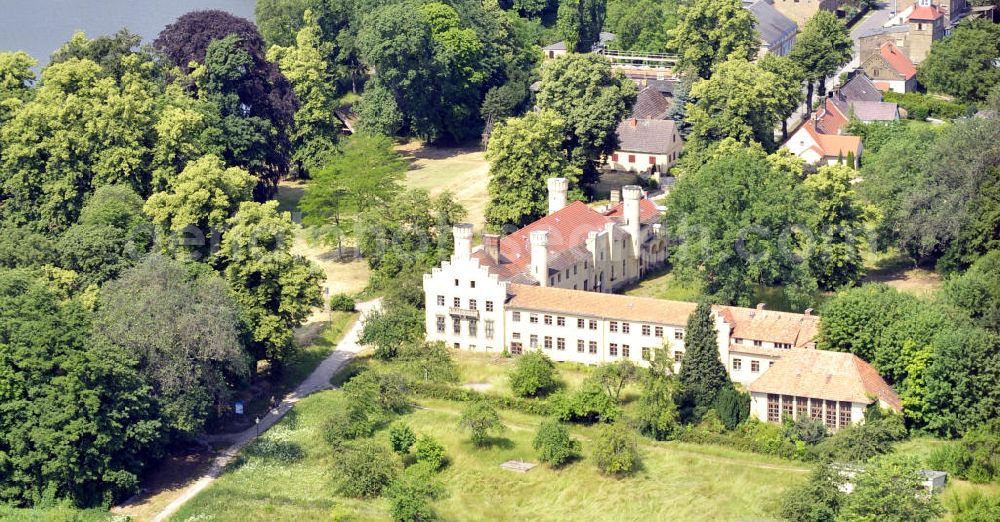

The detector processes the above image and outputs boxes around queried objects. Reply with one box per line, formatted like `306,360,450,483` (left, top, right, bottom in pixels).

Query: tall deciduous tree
789,11,852,111
268,9,341,177
485,110,581,229
803,164,871,290
0,51,36,123
918,19,1000,102
758,54,805,140
536,53,636,187
678,302,729,418
216,201,324,364
556,0,607,53
94,255,249,438
669,0,756,80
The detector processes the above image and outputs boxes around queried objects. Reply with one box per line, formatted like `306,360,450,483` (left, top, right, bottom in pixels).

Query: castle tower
622,185,642,258
530,230,549,286
453,223,473,261
907,0,944,64
547,177,569,215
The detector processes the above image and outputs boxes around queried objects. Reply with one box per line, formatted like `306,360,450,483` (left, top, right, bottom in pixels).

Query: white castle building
422,189,901,429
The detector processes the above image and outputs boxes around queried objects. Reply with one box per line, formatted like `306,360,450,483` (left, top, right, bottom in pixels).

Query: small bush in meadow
508,351,557,397
330,293,356,312
389,422,416,455
324,404,375,446
414,435,447,470
458,401,505,447
592,422,640,475
386,462,445,522
332,440,400,498
533,420,581,467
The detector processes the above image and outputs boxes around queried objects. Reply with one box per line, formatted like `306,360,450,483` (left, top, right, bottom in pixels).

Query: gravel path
145,298,380,522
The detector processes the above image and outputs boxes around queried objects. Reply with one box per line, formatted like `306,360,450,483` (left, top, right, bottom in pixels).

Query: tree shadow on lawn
469,436,515,451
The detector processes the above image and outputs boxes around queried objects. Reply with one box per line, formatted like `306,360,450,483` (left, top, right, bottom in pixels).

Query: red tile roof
716,306,820,348
498,201,614,271
802,121,863,159
816,98,849,134
748,349,902,411
908,5,943,21
879,42,917,80
506,283,696,325
603,198,660,224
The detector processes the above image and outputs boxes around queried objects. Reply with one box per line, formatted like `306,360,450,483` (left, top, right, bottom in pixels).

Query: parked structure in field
422,246,899,429
746,0,798,57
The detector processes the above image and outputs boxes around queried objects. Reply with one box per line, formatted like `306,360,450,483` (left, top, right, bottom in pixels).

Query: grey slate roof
858,24,908,39
615,119,678,154
839,100,900,121
631,87,670,120
543,41,567,51
747,0,797,47
839,73,884,103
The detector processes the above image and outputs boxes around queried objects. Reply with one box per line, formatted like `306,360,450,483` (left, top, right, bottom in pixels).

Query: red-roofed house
785,121,863,167
861,41,918,93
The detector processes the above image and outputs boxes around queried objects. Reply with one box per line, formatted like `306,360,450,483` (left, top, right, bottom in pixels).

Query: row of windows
511,334,682,362
731,358,774,373
512,312,683,339
766,394,852,429
733,338,793,350
436,316,495,339
437,295,494,312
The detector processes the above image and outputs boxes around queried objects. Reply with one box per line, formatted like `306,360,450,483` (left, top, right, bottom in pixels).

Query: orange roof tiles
604,198,660,224
498,201,614,270
816,98,849,134
715,306,819,347
506,283,697,325
908,5,943,21
879,42,917,80
802,121,862,159
748,349,902,410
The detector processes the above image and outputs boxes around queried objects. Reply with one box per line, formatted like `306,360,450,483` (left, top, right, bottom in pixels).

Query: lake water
0,0,256,64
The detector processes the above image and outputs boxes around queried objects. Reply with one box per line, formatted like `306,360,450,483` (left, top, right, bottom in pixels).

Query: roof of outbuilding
631,87,670,120
543,41,567,51
879,42,917,80
615,118,679,154
747,0,798,46
748,349,902,410
715,306,819,348
843,100,899,121
908,4,943,21
506,283,697,325
838,74,884,103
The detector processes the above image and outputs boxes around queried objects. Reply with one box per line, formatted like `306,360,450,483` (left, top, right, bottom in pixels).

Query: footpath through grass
171,389,809,521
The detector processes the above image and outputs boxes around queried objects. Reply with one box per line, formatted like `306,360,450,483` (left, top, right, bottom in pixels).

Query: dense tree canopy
669,0,756,80
556,0,607,53
803,165,871,290
789,11,852,110
918,19,1000,102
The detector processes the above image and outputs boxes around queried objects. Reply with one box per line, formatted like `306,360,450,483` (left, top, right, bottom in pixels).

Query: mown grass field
397,142,489,232
170,391,810,522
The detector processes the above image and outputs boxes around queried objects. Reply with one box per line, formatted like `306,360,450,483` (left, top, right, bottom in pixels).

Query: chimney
452,223,473,260
804,308,814,316
530,230,550,286
630,117,638,127
610,189,621,205
622,185,642,255
756,303,766,310
547,177,569,215
483,234,500,262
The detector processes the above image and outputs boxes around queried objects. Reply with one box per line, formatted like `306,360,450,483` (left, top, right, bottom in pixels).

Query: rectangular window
782,395,794,422
557,338,565,351
512,332,521,339
453,318,461,335
734,338,743,344
510,342,523,355
454,279,459,286
577,340,585,353
825,400,837,429
529,335,538,348
544,315,552,325
512,311,521,322
753,340,763,347
589,341,598,354
649,155,656,165
437,295,445,306
577,318,585,328
436,315,445,333
453,297,461,307
609,343,618,356
609,321,618,332
622,322,630,334
557,316,565,327
544,336,552,350
468,319,478,337
530,313,538,324
776,343,791,349
622,345,630,358
486,301,494,312
751,360,760,373
470,280,476,288
796,397,808,419
732,358,742,371
589,320,598,330
674,351,683,363
485,320,494,340
628,154,636,163
642,347,651,360
810,398,822,419
767,394,780,423
674,329,684,340
642,325,651,336
469,299,477,310
611,153,619,162
839,401,851,428
654,326,663,337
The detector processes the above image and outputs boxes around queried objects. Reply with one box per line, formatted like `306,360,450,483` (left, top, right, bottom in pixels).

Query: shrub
324,404,375,445
714,386,750,430
343,370,409,417
396,342,460,384
458,401,505,447
549,380,620,424
592,422,640,475
930,419,1000,483
814,415,907,462
883,91,969,120
635,376,679,440
839,456,943,521
946,491,1000,522
386,462,445,522
676,418,800,460
389,422,416,455
332,441,400,498
779,463,845,522
787,416,829,445
330,293,356,312
532,420,581,467
358,302,424,359
508,351,557,397
414,435,447,470
405,380,552,416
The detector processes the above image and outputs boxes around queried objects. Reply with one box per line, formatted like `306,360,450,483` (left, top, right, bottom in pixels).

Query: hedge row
675,421,803,460
406,380,552,417
883,91,970,120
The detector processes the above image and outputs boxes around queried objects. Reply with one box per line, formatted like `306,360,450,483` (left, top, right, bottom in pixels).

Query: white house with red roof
785,121,863,167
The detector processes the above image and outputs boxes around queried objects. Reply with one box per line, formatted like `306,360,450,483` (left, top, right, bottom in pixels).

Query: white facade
748,392,866,429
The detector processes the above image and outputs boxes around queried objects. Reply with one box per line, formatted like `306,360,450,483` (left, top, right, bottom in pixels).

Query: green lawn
170,391,809,522
0,505,121,522
397,142,489,231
